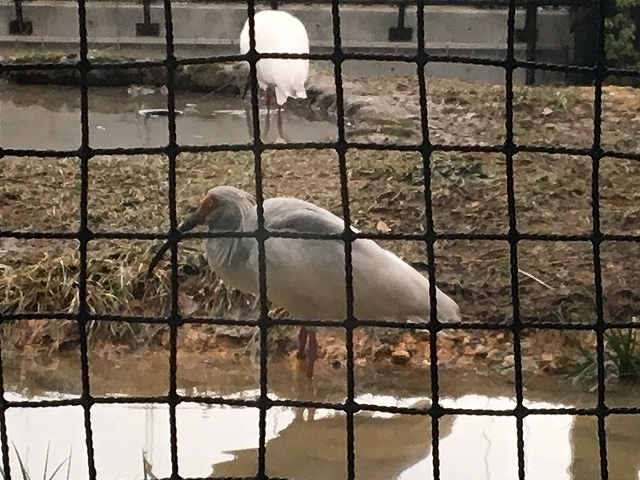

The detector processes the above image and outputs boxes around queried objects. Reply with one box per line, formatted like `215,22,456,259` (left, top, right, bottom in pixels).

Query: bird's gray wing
257,197,460,322
262,197,349,235
240,198,352,319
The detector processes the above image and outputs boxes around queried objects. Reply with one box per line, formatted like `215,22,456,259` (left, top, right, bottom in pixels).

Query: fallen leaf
541,352,554,362
376,220,391,233
355,358,367,367
542,107,553,116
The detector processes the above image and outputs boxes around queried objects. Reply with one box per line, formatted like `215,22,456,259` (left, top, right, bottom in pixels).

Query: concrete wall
0,1,573,84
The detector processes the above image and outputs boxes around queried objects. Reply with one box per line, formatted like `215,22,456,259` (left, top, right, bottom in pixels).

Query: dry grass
1,69,639,372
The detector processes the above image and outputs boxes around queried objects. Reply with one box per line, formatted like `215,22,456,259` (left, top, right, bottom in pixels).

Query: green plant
605,0,640,71
571,328,640,389
1,443,71,480
606,328,640,379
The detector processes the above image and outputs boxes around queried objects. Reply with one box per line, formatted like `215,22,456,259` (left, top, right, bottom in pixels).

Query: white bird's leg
266,87,272,113
244,100,253,139
264,88,273,139
295,327,317,379
306,328,318,379
297,326,308,360
276,105,285,143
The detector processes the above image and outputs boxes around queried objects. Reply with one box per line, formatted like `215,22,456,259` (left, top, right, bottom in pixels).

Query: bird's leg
295,326,308,374
297,326,308,360
276,105,285,143
306,328,318,380
266,87,272,114
244,100,253,139
242,74,250,101
264,88,273,139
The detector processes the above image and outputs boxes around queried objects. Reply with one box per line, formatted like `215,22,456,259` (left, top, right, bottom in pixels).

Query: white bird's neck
204,200,258,293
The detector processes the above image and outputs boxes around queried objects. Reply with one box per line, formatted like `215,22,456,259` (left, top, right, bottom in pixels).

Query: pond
0,84,338,151
3,352,640,480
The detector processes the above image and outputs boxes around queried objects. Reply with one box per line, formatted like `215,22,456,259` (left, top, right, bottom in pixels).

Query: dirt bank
1,50,362,117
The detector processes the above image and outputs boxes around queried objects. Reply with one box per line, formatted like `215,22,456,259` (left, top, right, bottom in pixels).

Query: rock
391,349,411,365
360,344,373,356
521,357,538,373
374,329,404,344
413,330,431,341
373,344,392,360
474,345,491,357
503,354,515,367
214,326,256,343
487,349,503,362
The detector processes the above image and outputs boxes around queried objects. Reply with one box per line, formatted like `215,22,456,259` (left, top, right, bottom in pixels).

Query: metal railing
6,0,588,85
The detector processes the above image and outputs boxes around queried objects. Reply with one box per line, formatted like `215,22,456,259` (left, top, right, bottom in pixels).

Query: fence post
567,0,614,84
389,3,413,42
516,1,538,85
136,0,160,36
8,0,33,35
524,2,538,85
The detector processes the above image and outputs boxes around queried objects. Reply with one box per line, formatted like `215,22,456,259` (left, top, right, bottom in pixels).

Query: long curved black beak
146,211,202,277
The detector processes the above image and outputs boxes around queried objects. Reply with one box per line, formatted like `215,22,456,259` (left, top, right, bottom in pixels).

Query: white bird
239,9,310,141
148,186,461,379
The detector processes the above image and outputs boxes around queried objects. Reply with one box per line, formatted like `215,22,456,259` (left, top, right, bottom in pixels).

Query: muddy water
2,352,640,480
0,84,337,150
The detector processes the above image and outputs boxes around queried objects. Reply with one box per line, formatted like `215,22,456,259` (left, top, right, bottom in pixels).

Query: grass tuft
1,443,70,480
571,327,640,388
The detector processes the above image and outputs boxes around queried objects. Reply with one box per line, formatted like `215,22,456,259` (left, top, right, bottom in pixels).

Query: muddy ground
1,52,639,379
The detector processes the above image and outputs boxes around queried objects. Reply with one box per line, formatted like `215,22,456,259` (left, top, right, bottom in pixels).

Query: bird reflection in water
211,399,454,480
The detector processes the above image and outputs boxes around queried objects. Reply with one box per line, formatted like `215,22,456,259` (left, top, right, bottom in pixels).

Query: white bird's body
239,10,310,106
198,187,460,323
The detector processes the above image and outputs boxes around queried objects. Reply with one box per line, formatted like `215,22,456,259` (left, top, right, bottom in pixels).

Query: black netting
1,0,640,479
